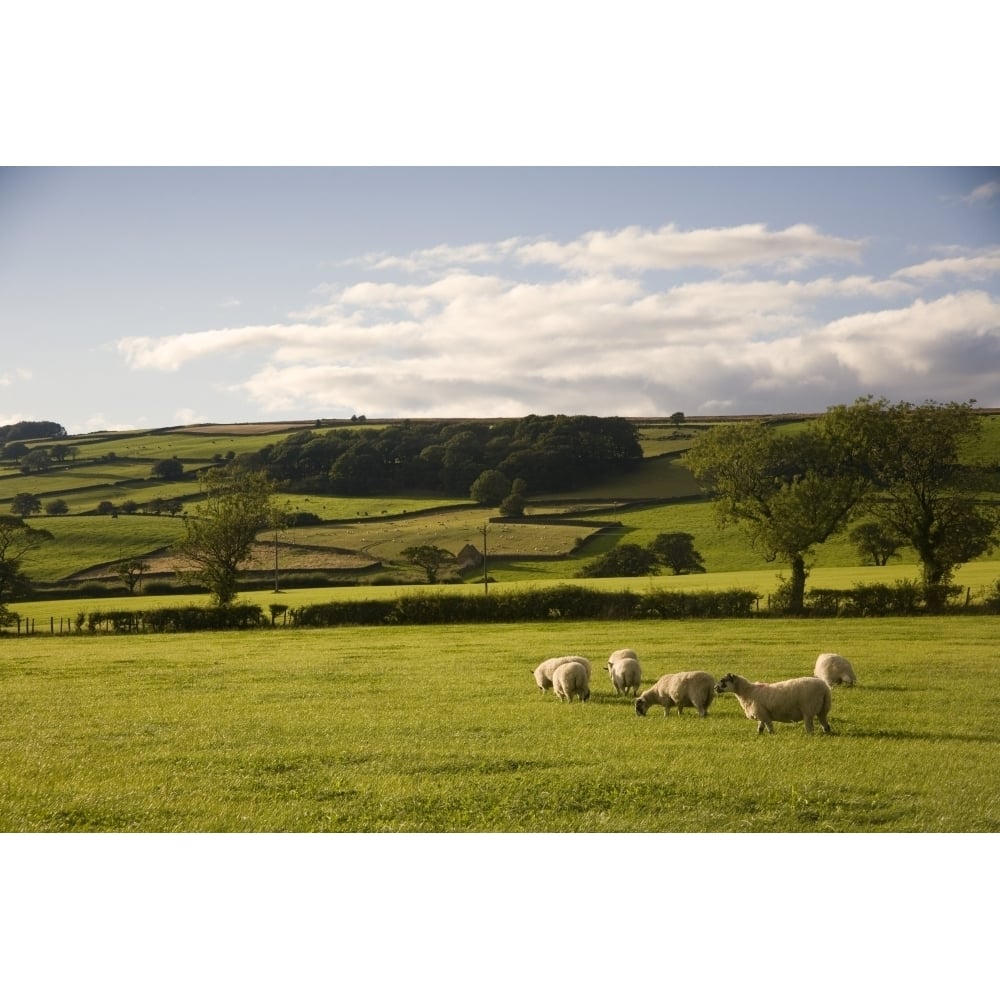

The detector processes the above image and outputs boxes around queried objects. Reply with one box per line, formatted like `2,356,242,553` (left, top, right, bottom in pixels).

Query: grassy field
1,617,997,832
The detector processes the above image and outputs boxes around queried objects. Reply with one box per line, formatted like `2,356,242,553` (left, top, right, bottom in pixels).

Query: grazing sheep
607,648,638,669
532,655,591,694
607,656,642,696
814,652,856,687
552,659,591,703
634,671,715,718
715,673,832,735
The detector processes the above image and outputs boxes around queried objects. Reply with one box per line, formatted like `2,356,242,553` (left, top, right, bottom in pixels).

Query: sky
2,166,999,435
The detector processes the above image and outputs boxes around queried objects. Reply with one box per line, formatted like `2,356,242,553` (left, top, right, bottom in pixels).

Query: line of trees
237,415,643,497
683,397,1000,613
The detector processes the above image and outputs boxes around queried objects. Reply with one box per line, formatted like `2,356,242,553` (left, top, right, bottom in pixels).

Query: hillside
5,413,1000,594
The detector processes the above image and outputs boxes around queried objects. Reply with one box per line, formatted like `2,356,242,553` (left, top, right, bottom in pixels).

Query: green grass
1,617,996,832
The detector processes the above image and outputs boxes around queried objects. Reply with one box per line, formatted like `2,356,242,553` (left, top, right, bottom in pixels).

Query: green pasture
1,617,996,832
18,515,188,582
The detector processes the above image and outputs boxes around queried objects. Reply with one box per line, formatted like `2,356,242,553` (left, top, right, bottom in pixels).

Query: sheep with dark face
814,653,856,687
532,655,591,694
634,671,715,718
715,672,833,734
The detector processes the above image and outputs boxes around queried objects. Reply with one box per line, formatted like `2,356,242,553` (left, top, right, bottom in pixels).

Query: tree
682,417,870,613
0,515,54,618
848,522,905,566
20,449,52,474
469,469,511,507
401,544,454,583
151,458,185,480
44,498,69,515
115,558,150,594
649,532,706,574
174,467,277,606
830,397,1000,611
579,543,659,578
10,493,41,516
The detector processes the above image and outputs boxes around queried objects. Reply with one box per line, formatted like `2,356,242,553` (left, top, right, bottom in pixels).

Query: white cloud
963,180,1000,205
894,248,1000,281
116,221,1000,417
515,223,865,274
173,408,208,425
351,223,865,277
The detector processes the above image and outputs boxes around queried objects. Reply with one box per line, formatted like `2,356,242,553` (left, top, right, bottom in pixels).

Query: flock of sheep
532,649,857,735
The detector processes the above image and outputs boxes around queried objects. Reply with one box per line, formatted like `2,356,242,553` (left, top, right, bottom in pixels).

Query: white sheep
532,655,592,694
607,656,642,696
552,659,591,703
634,671,715,718
814,652,856,687
715,673,832,735
607,648,638,669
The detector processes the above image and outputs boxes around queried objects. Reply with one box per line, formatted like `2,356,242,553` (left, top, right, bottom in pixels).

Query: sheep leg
756,711,774,735
803,716,814,734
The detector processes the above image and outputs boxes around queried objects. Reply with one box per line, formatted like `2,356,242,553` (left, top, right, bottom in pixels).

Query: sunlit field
1,617,996,832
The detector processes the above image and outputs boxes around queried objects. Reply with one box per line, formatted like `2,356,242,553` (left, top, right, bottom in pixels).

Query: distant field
6,415,1000,597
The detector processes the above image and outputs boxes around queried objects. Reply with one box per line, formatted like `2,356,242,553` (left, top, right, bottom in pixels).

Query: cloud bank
116,222,1000,417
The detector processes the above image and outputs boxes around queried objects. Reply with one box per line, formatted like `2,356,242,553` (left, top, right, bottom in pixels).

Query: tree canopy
174,468,277,606
238,415,642,497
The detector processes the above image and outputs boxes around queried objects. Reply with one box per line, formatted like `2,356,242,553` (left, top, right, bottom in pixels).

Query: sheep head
634,696,649,717
715,674,738,694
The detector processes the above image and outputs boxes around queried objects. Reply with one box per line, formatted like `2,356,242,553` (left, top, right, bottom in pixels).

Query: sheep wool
533,655,592,693
814,652,857,687
715,673,832,735
552,659,591,703
607,648,639,669
634,671,715,717
607,656,642,696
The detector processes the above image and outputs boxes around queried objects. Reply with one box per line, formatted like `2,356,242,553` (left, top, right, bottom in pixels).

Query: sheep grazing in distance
607,648,638,669
532,655,591,694
715,673,832,735
814,652,856,687
607,656,642,696
552,659,591,703
634,671,715,718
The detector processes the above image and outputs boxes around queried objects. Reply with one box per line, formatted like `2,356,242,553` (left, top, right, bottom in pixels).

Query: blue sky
2,166,998,433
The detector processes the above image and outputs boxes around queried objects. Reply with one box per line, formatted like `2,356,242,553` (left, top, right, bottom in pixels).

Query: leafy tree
151,458,185,480
96,501,117,515
49,443,78,462
0,515,54,617
10,493,41,516
401,544,454,583
682,417,870,613
669,411,686,426
470,469,511,507
44,498,69,515
115,558,150,594
174,467,277,606
20,449,52,474
579,543,659,578
830,397,1000,610
649,532,706,574
848,522,905,566
2,441,29,462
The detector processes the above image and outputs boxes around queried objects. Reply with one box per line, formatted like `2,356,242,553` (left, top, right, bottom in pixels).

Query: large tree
174,467,277,606
828,397,1000,611
682,417,870,612
0,515,54,619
